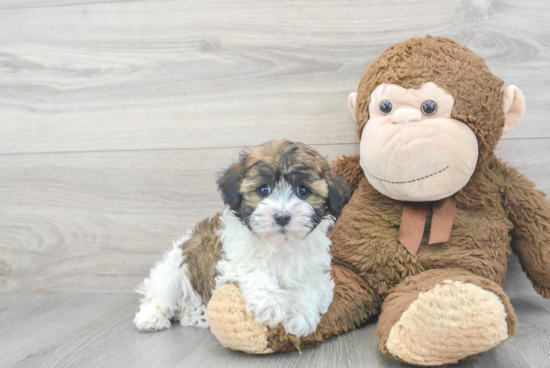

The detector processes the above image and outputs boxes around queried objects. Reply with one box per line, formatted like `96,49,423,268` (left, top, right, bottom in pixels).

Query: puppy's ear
327,172,351,218
217,157,245,211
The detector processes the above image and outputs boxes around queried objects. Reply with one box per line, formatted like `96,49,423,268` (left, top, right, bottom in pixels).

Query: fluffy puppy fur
134,140,350,338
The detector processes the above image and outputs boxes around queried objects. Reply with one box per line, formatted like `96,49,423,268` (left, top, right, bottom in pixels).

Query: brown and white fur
134,140,349,337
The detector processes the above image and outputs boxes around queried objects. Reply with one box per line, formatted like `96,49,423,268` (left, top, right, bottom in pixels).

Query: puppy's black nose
274,213,291,226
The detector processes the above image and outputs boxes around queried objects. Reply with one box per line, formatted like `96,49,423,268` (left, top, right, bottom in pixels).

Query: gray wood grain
0,293,547,368
1,139,549,294
0,0,133,10
0,0,549,155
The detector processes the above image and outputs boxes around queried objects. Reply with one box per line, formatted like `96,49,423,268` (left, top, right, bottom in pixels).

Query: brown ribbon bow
397,196,456,256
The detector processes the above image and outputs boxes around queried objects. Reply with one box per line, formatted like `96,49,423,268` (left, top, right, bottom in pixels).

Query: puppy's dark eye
257,184,271,198
380,99,393,114
296,185,310,199
421,100,437,116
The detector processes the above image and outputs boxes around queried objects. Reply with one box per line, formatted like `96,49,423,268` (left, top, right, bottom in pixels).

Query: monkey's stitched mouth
366,166,449,184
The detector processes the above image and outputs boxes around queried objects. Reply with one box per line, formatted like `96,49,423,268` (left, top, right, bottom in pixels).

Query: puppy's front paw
283,309,320,338
134,303,171,331
247,293,289,328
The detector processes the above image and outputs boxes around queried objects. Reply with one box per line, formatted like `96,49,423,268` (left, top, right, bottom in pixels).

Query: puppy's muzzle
274,212,291,227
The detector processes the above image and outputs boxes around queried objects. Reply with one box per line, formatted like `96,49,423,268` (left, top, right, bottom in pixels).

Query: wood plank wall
1,0,549,293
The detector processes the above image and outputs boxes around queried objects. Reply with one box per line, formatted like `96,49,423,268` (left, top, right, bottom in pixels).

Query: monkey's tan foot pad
385,280,510,366
207,283,273,354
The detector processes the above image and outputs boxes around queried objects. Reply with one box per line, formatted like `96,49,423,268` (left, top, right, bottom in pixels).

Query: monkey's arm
499,159,550,298
331,155,364,197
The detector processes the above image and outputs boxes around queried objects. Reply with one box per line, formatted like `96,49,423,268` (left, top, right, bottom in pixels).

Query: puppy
134,140,349,338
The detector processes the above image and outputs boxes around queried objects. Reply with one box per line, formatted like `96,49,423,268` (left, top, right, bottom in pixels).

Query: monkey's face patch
217,140,349,245
360,82,479,202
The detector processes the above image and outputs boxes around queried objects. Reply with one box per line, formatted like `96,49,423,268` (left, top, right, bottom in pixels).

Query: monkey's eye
257,184,271,198
296,185,310,199
380,99,393,114
421,100,437,116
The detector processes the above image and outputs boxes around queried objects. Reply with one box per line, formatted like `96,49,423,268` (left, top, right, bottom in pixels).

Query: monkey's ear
217,159,245,211
327,172,351,218
348,92,358,122
502,85,525,135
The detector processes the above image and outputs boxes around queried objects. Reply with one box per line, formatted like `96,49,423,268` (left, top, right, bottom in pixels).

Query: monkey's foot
377,270,517,366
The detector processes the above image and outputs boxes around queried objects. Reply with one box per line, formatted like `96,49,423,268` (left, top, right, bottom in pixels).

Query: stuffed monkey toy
206,36,550,366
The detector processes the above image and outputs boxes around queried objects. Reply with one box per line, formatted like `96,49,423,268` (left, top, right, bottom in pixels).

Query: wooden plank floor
1,258,550,368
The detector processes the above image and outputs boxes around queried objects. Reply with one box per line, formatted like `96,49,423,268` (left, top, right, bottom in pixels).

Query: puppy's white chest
213,210,335,338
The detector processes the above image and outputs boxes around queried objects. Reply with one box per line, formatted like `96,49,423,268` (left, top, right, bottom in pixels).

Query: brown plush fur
204,36,550,365
330,155,364,197
257,37,550,359
260,152,549,358
500,161,550,296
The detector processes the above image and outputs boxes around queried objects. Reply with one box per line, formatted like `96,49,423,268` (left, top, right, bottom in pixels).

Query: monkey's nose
274,213,291,226
391,109,422,124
